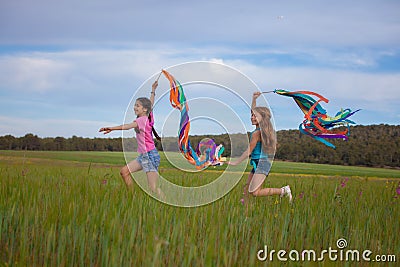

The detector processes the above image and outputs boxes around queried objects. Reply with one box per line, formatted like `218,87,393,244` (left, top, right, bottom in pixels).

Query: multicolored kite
272,89,360,148
161,70,225,169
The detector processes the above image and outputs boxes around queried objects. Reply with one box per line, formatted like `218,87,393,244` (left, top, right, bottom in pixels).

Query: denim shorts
254,158,272,176
136,149,160,172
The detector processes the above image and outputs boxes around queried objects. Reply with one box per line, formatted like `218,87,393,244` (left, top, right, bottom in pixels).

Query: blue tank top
250,128,262,160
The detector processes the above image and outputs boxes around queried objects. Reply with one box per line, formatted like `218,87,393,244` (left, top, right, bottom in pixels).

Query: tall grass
0,152,399,266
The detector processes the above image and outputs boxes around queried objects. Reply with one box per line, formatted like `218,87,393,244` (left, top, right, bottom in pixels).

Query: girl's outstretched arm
99,121,138,134
228,130,261,166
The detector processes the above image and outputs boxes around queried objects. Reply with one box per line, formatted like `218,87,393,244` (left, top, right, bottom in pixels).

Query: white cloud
0,46,399,137
2,47,398,102
224,59,400,106
0,56,70,93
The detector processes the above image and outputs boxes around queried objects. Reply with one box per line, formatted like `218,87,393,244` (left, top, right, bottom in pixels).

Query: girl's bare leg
243,173,253,197
246,172,292,202
250,173,282,197
253,186,292,202
120,160,142,188
146,171,165,200
252,187,282,197
242,172,254,216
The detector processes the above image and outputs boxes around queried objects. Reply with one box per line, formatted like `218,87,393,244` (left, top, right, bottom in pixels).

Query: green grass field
1,151,399,266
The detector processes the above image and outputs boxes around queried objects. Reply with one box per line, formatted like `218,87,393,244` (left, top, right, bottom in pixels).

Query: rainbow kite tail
162,69,225,169
274,88,360,149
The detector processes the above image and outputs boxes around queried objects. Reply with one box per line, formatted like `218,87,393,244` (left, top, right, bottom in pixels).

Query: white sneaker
281,185,293,203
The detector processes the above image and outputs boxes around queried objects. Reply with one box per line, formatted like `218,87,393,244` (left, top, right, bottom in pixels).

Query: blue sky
0,0,399,138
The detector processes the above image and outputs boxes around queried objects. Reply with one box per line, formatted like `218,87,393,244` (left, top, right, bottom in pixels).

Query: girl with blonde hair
229,92,292,202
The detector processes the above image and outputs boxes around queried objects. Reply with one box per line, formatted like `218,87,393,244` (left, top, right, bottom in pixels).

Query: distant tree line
276,125,400,168
0,135,125,152
1,124,399,168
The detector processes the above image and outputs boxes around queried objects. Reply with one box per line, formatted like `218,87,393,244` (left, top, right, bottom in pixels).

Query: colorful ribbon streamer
274,89,360,148
162,70,225,169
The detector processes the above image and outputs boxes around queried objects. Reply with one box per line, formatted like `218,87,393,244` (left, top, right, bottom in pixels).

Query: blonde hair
253,106,276,155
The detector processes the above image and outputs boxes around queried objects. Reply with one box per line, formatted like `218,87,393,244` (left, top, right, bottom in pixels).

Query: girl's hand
228,161,238,166
253,92,261,99
152,81,158,91
99,127,112,134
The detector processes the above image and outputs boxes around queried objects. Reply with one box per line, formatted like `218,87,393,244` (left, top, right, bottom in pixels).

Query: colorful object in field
161,70,226,169
196,139,226,167
274,89,360,148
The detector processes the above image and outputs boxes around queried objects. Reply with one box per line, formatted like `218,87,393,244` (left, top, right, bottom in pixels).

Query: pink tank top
134,113,156,153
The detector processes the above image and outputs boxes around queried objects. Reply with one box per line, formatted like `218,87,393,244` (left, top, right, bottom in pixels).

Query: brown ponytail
148,113,161,141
